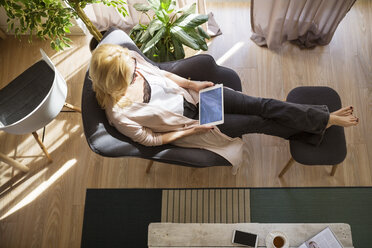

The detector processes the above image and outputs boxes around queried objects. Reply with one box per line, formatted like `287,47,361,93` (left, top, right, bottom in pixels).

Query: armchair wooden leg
0,152,29,172
64,102,81,113
146,160,154,173
279,157,295,177
32,132,53,163
330,164,338,176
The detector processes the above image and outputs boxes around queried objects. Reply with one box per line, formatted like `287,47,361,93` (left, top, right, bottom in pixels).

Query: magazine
298,227,344,248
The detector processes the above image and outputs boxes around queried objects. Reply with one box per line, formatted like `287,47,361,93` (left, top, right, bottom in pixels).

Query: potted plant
129,0,210,62
0,0,128,50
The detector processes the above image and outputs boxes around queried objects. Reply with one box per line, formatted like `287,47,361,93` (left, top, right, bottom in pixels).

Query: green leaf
175,14,208,29
101,0,128,17
155,9,168,23
160,0,171,11
131,24,143,31
135,33,143,44
172,37,185,60
148,19,163,36
158,42,167,61
188,29,208,51
167,0,177,13
130,24,144,39
148,0,161,10
139,29,152,43
161,9,170,23
12,3,21,10
142,27,166,53
62,36,72,43
133,3,151,12
50,41,56,50
170,26,199,50
172,4,196,25
167,50,176,61
176,3,196,15
197,26,210,39
144,46,157,62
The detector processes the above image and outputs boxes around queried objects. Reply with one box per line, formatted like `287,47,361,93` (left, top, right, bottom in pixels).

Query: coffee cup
273,235,285,248
265,231,289,248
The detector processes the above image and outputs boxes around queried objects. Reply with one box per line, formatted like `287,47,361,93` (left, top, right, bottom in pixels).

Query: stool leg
330,164,338,176
64,102,81,113
279,157,295,177
0,152,29,172
146,160,154,173
32,132,53,163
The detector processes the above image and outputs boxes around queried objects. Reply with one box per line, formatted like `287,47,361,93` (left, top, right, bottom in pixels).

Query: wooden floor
0,1,371,247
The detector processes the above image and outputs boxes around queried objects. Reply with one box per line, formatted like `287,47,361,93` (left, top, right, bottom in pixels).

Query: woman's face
129,58,137,85
124,58,144,102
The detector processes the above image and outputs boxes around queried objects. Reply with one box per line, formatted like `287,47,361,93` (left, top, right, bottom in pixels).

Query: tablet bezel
199,84,224,126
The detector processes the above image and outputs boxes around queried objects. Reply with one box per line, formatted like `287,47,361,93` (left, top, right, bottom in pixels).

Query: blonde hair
89,44,134,108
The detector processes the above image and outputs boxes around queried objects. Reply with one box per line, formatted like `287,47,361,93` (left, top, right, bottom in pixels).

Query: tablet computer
199,84,224,125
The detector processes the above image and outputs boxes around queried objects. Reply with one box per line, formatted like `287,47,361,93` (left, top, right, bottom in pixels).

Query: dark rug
81,189,162,248
250,187,372,248
81,187,372,248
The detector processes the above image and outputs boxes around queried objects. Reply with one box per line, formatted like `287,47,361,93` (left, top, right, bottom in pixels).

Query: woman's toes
345,110,352,116
332,106,354,116
350,116,359,125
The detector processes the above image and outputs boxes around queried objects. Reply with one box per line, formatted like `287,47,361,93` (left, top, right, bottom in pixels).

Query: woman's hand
161,125,214,144
191,125,214,134
188,81,214,92
160,70,214,91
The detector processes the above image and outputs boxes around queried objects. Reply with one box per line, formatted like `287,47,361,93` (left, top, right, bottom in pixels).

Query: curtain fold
250,0,356,50
84,0,207,34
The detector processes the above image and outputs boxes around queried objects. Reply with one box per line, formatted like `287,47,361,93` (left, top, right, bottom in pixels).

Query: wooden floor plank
0,1,371,247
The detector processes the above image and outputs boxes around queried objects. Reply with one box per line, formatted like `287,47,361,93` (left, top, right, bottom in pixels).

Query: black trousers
184,87,330,145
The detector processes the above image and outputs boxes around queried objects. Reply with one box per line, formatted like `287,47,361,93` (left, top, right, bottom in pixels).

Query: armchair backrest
81,27,239,167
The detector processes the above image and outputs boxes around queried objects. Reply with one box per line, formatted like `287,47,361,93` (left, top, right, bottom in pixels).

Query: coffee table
148,223,353,247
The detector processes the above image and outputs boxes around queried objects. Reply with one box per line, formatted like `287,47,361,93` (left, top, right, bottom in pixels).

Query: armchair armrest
158,54,242,92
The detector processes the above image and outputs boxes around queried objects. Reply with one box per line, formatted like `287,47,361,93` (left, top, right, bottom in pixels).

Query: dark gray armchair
81,28,242,171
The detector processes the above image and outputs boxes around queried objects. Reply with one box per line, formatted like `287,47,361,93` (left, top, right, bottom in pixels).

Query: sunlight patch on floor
0,158,77,220
193,40,214,56
47,121,80,153
216,41,245,65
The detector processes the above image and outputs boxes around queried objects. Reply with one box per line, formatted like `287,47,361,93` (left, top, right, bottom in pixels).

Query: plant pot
89,30,107,52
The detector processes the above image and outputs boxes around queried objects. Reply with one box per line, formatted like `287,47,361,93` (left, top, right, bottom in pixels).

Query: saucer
265,231,289,248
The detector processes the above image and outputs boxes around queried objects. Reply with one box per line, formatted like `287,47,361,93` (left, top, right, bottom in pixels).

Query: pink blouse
105,51,244,174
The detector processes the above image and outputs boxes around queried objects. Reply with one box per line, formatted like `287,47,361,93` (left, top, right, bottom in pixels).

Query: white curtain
85,0,207,34
250,0,356,50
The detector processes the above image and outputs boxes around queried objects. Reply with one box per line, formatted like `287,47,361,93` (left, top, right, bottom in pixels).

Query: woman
89,44,358,173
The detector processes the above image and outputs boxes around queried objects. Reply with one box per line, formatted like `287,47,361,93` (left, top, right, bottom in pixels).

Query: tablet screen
199,84,224,125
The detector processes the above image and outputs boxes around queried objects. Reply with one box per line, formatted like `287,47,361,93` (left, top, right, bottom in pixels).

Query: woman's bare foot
332,106,353,116
327,114,359,128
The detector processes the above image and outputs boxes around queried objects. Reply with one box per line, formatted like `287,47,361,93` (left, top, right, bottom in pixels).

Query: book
298,227,344,248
